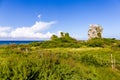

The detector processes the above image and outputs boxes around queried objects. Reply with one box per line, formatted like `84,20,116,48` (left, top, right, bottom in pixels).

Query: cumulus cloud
0,27,11,32
0,21,57,39
0,27,11,37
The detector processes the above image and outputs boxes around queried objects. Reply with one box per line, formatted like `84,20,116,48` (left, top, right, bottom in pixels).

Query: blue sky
0,0,120,40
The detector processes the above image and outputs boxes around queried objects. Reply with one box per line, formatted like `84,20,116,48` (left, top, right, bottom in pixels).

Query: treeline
30,32,120,49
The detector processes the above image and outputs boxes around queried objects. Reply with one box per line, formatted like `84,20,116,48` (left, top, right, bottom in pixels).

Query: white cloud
0,27,11,37
0,27,11,32
0,21,57,39
37,14,42,19
31,21,56,32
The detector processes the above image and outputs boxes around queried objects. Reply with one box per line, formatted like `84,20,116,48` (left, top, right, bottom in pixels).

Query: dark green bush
86,38,118,47
81,54,108,67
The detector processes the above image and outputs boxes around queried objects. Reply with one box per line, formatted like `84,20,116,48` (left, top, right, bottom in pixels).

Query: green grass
0,45,120,80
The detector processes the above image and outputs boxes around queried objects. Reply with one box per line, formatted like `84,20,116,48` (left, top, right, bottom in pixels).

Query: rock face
88,24,103,39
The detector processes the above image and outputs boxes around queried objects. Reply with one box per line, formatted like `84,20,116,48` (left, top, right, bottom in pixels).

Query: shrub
81,54,108,67
86,38,104,47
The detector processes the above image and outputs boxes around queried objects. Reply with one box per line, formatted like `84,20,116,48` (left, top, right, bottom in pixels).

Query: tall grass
0,46,120,80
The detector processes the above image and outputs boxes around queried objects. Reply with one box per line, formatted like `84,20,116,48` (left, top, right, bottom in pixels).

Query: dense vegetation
30,32,120,49
0,46,120,80
30,32,80,48
0,32,120,80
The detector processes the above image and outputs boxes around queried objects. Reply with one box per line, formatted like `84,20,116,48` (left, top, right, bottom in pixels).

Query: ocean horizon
0,40,43,45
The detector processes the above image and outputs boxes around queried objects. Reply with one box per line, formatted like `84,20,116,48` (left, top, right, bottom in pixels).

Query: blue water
0,41,41,45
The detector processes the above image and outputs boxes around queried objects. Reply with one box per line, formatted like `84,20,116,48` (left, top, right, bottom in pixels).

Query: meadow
0,33,120,80
0,44,120,80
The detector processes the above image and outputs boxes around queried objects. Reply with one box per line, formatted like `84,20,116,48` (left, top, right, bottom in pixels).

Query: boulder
88,24,103,39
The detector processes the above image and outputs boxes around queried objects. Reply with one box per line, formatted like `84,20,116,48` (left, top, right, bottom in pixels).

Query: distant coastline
0,40,42,45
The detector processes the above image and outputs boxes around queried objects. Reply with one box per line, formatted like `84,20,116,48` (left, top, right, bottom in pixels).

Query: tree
60,32,64,37
51,34,58,41
65,33,70,38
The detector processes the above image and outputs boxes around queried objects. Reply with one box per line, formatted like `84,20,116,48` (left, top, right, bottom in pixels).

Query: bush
86,38,104,47
86,38,118,47
81,54,108,67
29,32,82,48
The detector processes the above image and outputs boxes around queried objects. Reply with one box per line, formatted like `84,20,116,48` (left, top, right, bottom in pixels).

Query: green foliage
86,38,119,47
111,41,120,51
81,54,109,67
51,32,76,42
0,49,78,80
30,32,81,48
0,46,120,80
30,32,120,48
86,38,104,47
50,34,58,41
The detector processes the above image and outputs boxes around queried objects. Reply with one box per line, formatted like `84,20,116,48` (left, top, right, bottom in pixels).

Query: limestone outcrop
88,24,103,39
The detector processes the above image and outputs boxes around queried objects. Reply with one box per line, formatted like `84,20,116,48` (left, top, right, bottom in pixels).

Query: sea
0,41,42,45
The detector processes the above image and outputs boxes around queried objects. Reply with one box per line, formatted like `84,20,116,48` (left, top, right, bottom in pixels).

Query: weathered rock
88,24,103,39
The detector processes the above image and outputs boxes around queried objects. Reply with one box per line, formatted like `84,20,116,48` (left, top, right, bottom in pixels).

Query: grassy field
0,45,120,80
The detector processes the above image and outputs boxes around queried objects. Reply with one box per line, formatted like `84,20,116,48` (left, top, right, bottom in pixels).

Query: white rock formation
88,24,103,39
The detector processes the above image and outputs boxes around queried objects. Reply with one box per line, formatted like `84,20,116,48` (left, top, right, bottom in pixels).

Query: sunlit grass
0,46,120,80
